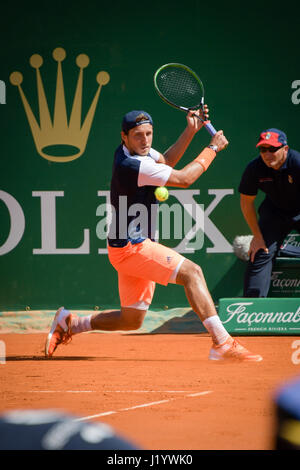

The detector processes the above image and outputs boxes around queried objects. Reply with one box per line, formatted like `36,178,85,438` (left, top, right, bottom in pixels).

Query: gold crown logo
10,47,110,162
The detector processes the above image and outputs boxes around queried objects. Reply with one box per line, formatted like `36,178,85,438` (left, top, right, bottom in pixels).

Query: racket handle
185,109,217,136
204,121,217,136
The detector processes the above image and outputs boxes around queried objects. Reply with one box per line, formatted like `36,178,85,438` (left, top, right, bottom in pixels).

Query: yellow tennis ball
155,186,169,202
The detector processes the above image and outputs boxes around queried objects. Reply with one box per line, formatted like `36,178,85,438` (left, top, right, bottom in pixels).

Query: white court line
75,411,117,421
28,390,196,394
73,390,213,422
28,390,95,393
186,391,212,397
106,390,195,393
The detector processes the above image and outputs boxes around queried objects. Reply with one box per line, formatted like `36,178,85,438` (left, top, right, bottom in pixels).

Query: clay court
1,332,299,450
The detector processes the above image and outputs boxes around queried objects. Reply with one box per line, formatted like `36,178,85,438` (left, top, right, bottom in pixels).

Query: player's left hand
186,105,209,133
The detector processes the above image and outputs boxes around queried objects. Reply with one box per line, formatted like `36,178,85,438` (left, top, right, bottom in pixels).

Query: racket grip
204,121,217,136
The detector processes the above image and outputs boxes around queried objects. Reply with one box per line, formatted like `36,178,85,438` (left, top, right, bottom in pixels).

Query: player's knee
186,263,204,283
194,263,204,278
177,260,204,286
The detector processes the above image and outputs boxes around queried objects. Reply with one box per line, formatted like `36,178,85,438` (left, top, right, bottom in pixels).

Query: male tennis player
239,128,300,297
45,109,262,362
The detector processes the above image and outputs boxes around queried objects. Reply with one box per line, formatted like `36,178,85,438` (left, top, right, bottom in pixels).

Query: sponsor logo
284,233,300,248
271,272,300,289
223,302,300,326
220,301,300,333
10,48,110,162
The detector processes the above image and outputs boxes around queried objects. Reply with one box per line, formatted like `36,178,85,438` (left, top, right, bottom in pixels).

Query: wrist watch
208,144,218,152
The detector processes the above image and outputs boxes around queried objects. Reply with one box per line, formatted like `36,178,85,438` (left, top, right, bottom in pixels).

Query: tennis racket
154,63,217,136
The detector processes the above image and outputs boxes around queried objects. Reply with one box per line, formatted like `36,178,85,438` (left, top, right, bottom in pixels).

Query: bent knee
192,263,203,277
177,260,204,285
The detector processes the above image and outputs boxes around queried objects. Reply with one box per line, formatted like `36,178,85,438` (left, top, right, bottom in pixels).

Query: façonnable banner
218,298,300,336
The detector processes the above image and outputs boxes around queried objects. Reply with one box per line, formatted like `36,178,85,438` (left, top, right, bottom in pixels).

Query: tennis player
45,109,262,362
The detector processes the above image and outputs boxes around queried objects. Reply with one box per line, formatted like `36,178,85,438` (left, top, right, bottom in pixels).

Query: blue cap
122,110,153,133
256,128,288,147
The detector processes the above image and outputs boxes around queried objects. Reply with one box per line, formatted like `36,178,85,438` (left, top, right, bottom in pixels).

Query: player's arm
240,193,269,262
157,107,209,168
165,131,228,188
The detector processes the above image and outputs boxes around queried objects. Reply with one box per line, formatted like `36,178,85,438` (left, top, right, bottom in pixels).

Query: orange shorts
107,238,185,308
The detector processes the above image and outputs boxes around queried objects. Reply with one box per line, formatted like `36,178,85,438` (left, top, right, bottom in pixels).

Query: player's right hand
210,130,229,151
248,235,269,263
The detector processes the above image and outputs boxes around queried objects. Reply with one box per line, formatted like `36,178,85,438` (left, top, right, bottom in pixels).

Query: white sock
203,315,230,345
70,315,92,334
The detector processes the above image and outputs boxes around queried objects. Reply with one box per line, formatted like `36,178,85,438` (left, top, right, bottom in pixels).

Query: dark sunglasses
259,145,284,153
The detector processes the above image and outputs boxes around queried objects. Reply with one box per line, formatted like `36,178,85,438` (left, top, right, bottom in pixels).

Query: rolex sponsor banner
218,298,300,336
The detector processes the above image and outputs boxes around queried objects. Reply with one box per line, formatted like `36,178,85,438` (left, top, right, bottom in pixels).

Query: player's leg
119,239,262,362
45,271,154,357
45,306,147,358
90,307,147,331
174,258,262,361
175,259,228,340
86,272,155,332
175,259,218,322
71,270,153,333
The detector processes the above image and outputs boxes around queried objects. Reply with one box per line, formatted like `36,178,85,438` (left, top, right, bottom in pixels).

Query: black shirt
238,148,300,215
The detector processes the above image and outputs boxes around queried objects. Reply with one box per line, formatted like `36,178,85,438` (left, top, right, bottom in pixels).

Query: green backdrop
1,0,300,310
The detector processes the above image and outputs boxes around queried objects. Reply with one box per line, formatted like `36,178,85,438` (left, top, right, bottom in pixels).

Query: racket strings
156,67,203,108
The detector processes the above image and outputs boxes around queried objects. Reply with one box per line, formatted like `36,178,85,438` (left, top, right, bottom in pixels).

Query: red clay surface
0,332,299,450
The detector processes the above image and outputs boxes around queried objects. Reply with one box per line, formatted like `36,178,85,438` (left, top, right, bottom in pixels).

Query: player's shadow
5,356,108,361
4,355,180,362
131,309,208,335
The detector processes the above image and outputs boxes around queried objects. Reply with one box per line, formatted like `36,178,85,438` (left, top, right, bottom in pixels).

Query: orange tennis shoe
209,336,263,362
45,307,75,357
